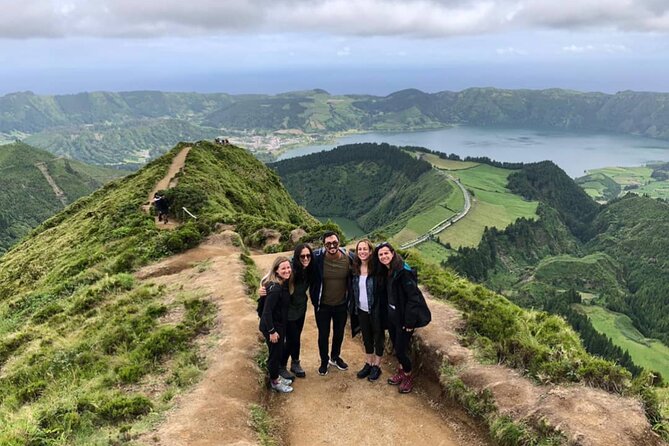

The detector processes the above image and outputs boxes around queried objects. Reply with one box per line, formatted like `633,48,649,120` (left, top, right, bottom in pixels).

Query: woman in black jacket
351,239,385,381
375,242,430,394
259,256,294,393
281,243,313,379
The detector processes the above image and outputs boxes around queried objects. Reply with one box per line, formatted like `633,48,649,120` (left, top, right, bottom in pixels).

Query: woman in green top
280,243,313,379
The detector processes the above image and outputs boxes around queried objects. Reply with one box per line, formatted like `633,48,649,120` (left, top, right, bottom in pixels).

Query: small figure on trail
350,239,385,382
375,241,431,394
259,256,294,393
152,193,169,224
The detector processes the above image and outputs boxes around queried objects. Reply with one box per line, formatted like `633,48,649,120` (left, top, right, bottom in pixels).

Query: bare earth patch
135,234,261,446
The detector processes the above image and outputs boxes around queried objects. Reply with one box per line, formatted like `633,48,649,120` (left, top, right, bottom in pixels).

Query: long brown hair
352,239,375,276
262,256,294,294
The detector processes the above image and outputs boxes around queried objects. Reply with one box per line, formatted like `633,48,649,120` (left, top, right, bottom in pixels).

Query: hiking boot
270,379,293,393
367,365,382,382
290,360,306,378
399,373,414,393
357,363,372,379
279,367,295,381
387,367,405,385
318,361,329,376
329,357,349,371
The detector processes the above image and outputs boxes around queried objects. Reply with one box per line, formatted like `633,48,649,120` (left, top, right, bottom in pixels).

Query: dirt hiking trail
135,242,489,446
134,239,664,446
141,146,191,230
251,253,490,446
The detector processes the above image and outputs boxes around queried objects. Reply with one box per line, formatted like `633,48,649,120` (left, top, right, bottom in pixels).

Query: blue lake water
278,127,669,177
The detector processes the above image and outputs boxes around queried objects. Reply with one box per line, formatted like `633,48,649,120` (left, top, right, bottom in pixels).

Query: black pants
358,310,385,356
264,330,285,380
388,319,413,373
315,303,348,364
281,315,305,367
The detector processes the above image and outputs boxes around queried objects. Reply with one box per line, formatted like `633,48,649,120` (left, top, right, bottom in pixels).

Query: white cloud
0,0,669,39
562,43,629,53
562,44,597,53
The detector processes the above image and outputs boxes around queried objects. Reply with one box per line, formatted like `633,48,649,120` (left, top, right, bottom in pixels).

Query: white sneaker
271,379,293,393
278,375,293,386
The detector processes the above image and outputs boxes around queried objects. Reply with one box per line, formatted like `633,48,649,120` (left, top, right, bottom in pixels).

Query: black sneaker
279,367,295,381
357,363,372,379
318,361,329,376
367,365,382,382
290,360,306,378
329,357,349,371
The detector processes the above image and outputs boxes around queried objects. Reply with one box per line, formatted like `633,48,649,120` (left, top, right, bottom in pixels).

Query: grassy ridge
0,142,125,254
0,141,325,444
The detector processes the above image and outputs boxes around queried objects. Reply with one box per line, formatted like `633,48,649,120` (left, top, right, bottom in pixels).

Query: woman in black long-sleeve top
375,242,431,394
259,256,293,393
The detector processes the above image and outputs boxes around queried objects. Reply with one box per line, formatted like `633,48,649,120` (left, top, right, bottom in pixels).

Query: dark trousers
265,331,284,380
358,310,385,356
388,319,413,373
281,315,305,367
315,303,347,364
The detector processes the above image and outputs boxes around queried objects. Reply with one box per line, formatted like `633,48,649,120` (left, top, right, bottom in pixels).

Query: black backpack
406,266,432,328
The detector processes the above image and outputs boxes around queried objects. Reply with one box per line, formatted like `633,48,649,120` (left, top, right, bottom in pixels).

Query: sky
1,0,669,96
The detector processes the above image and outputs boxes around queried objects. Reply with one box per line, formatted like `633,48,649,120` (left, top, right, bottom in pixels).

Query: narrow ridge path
252,252,490,446
141,146,191,230
35,161,67,206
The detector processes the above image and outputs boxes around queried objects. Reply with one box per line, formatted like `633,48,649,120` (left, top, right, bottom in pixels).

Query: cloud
1,0,669,39
562,43,630,53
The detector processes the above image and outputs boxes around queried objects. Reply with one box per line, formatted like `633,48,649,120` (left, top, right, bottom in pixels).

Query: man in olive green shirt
309,231,352,375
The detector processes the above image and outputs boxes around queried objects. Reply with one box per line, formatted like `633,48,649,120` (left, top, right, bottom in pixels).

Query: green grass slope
273,143,453,239
0,140,322,445
434,162,539,249
0,142,125,254
534,253,626,297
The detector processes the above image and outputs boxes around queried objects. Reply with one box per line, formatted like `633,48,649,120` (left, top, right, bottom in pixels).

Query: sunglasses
299,254,311,259
324,241,339,248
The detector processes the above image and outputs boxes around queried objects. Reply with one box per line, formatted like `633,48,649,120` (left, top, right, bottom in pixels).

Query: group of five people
258,231,430,394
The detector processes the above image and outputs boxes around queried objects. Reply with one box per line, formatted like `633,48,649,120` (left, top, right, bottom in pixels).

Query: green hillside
447,161,669,391
0,142,125,254
6,88,669,167
577,164,669,201
0,141,324,445
272,143,454,239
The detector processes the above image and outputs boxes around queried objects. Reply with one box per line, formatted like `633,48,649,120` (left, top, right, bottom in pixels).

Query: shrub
97,393,153,423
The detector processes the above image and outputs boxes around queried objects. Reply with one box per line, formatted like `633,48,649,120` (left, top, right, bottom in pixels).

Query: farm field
434,162,538,249
574,304,669,380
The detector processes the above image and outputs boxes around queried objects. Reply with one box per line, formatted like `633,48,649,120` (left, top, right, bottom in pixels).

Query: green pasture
392,178,463,245
415,240,454,264
574,304,669,379
435,164,538,249
579,165,669,200
421,154,480,170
